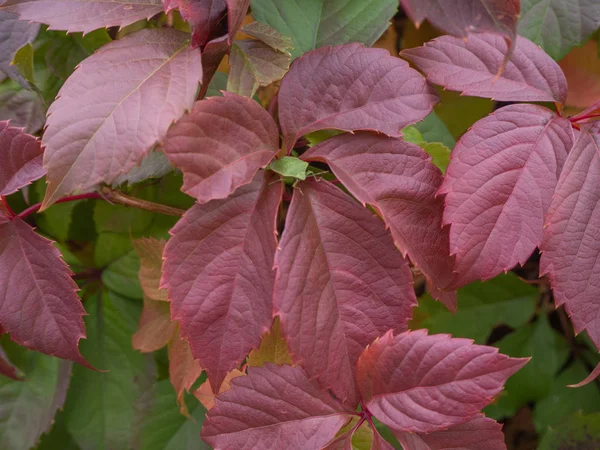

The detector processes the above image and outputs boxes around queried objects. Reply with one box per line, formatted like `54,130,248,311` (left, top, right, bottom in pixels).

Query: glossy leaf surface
402,33,568,103
163,93,279,203
357,330,528,433
202,364,354,450
0,0,163,33
440,104,574,287
162,173,282,392
0,121,44,196
279,43,438,150
42,28,202,207
274,179,416,405
303,133,456,309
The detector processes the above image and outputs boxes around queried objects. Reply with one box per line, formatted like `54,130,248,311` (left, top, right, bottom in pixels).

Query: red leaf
163,93,279,203
0,218,90,366
440,105,574,287
163,0,227,48
401,33,568,104
201,363,355,450
357,330,527,433
42,28,202,208
541,128,600,351
303,133,456,310
395,414,507,450
162,172,282,392
224,0,249,43
400,0,519,44
0,0,163,33
274,178,416,406
132,297,177,352
0,121,44,196
279,43,438,150
198,34,229,98
0,11,40,88
168,327,203,416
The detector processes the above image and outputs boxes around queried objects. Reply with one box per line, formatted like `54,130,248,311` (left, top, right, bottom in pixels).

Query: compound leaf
279,43,438,150
440,104,574,287
162,172,282,392
163,93,279,203
274,178,416,406
42,28,202,208
402,33,568,103
0,121,44,196
357,330,528,433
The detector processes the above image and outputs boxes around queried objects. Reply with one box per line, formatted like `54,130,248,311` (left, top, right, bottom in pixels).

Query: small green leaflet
10,43,34,86
268,156,308,180
402,126,451,173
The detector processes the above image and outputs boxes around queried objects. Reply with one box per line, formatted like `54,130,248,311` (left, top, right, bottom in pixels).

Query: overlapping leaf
440,104,574,287
0,11,39,88
279,43,438,150
0,0,163,33
0,84,45,134
247,318,292,367
251,0,398,59
163,0,227,48
133,298,176,352
0,333,19,381
168,327,203,415
400,0,519,44
303,133,456,309
194,368,244,410
274,178,416,405
162,173,282,392
201,364,355,450
0,217,89,366
41,28,202,208
402,33,568,103
518,0,600,61
0,121,44,196
163,93,279,203
356,330,528,433
133,237,168,302
541,129,600,351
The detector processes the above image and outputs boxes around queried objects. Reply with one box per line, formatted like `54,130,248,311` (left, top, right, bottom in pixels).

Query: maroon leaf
161,172,282,392
395,414,507,450
198,34,229,98
163,0,227,48
41,28,202,208
401,33,568,104
356,330,527,433
303,133,456,310
163,93,279,203
273,178,416,406
201,363,355,450
0,0,163,33
279,43,438,150
400,0,519,44
0,121,45,196
440,105,574,287
0,218,90,366
224,0,250,43
540,128,600,351
0,11,40,88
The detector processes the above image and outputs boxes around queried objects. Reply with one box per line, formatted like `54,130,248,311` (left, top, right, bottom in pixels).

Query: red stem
17,192,103,219
570,112,600,123
1,196,15,217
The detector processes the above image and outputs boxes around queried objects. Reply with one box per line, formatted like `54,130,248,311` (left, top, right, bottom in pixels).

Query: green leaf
205,72,228,97
11,43,35,86
305,129,345,146
268,156,309,180
422,142,451,174
414,112,456,149
485,314,570,419
251,0,398,59
64,290,153,450
102,251,143,299
45,30,111,80
534,361,600,435
401,126,424,146
0,341,72,450
411,273,537,344
94,232,134,268
34,181,79,242
518,0,600,61
36,410,80,450
538,412,600,450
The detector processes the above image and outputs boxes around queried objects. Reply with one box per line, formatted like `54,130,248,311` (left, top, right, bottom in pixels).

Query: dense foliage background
1,1,600,449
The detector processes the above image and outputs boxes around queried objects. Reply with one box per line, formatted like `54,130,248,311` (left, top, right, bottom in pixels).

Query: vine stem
1,196,15,217
570,112,600,123
16,188,185,220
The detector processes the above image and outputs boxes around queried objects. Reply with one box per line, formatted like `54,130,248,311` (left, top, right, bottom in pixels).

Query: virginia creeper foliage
1,0,600,449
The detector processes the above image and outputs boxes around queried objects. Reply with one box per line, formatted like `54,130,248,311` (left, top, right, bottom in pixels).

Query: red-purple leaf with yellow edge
0,121,44,196
401,33,568,104
132,297,177,352
163,93,279,203
201,363,355,450
168,327,203,416
302,133,456,310
356,330,528,433
440,104,574,287
541,129,600,352
394,414,507,450
162,172,282,392
0,0,163,33
0,218,90,367
41,28,202,208
279,43,438,150
400,0,519,44
273,178,416,406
